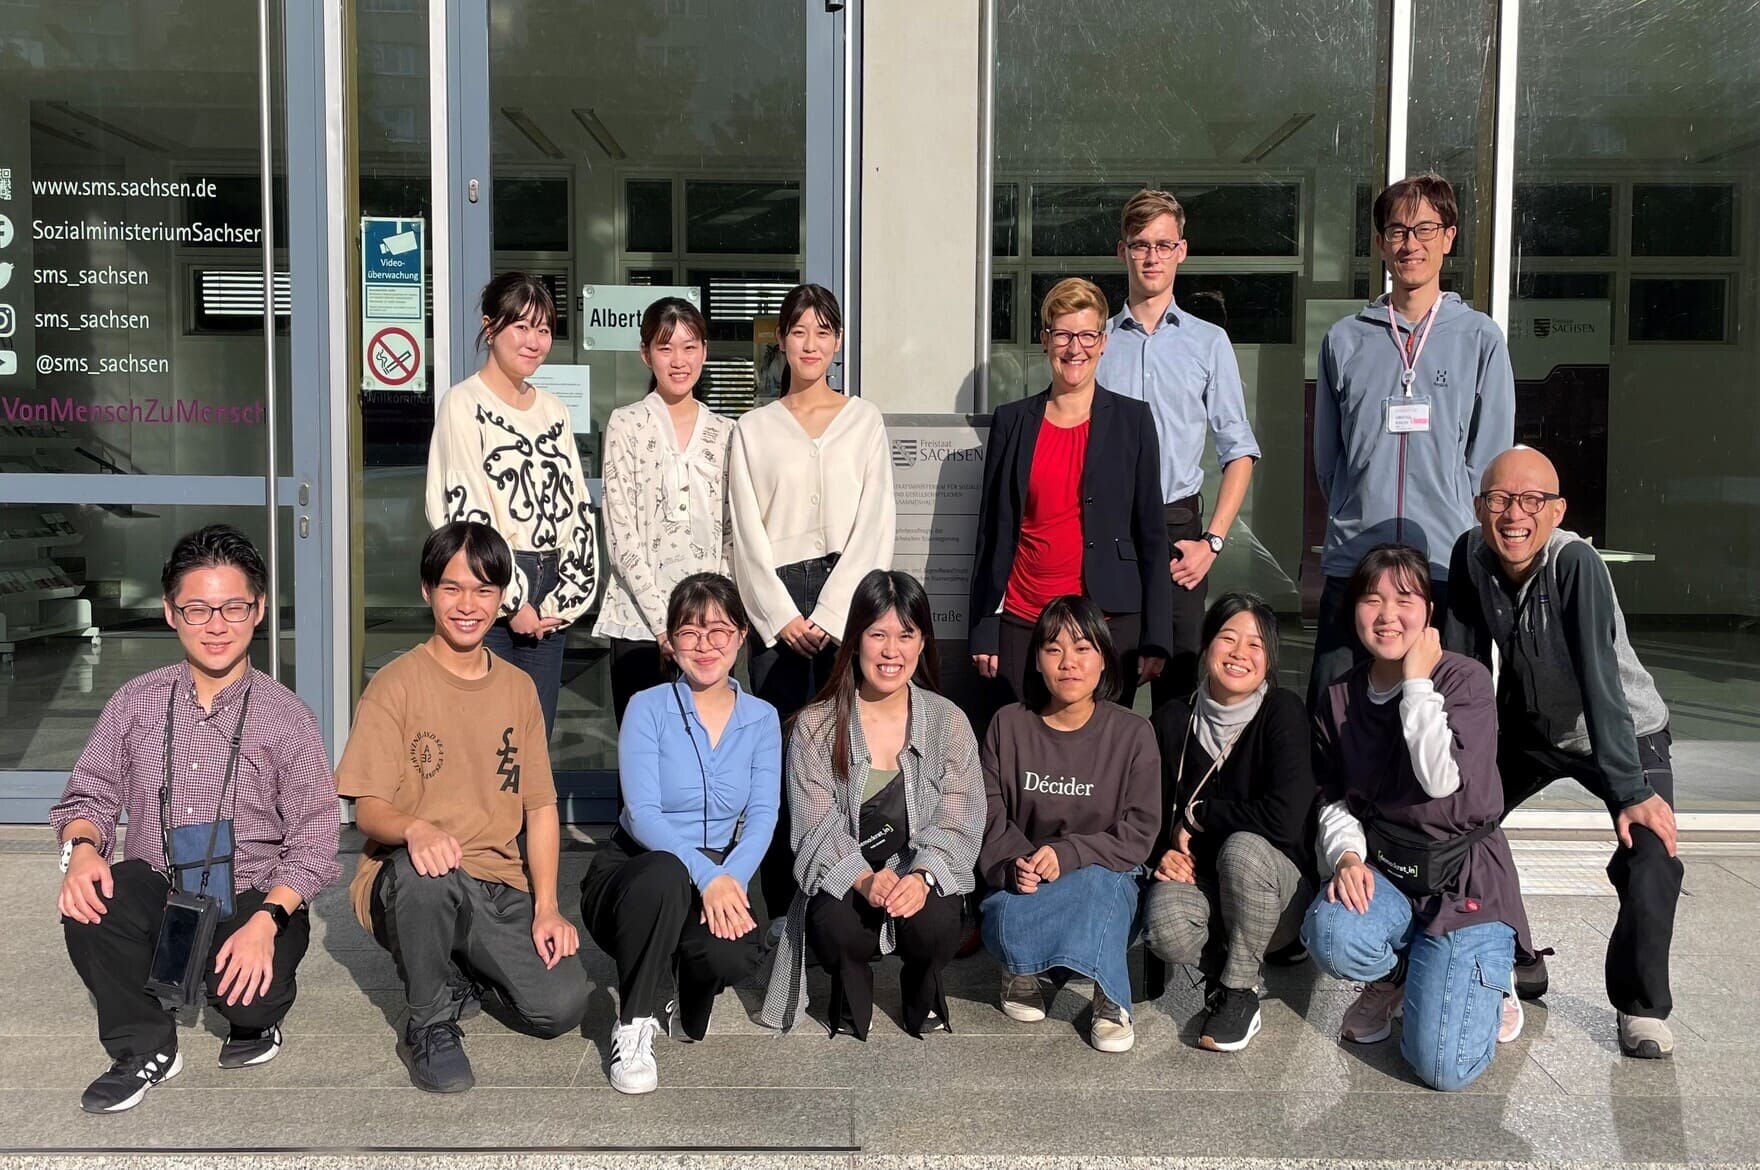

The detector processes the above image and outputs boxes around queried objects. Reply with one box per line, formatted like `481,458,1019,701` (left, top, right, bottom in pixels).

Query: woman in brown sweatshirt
978,595,1161,1054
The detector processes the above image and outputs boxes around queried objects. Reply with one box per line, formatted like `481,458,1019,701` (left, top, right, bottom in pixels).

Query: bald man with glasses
1442,446,1682,1061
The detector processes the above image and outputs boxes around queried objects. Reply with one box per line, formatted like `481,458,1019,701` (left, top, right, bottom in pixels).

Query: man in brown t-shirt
336,522,588,1093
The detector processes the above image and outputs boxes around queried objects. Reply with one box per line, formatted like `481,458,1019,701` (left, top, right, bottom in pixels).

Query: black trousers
580,833,766,1038
998,609,1144,709
804,886,966,1040
1148,494,1208,712
1500,727,1683,1018
63,859,310,1061
609,637,672,728
1305,572,1450,711
749,555,841,920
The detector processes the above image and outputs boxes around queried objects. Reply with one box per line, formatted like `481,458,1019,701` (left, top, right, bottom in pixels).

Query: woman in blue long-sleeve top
581,572,781,1096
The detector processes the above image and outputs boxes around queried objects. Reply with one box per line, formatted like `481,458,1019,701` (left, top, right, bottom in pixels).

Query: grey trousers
1142,831,1311,991
371,849,590,1037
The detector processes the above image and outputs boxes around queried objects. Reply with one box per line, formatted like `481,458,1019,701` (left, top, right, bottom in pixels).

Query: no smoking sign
367,325,421,389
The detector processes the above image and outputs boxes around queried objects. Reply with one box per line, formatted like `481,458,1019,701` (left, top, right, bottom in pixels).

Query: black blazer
968,386,1172,657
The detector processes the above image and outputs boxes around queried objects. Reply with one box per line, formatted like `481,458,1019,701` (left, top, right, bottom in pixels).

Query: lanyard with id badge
1384,299,1440,436
145,685,252,1018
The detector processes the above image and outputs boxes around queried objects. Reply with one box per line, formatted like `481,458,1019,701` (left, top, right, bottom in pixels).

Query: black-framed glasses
1125,240,1183,259
1044,328,1103,349
169,599,258,625
1381,221,1447,245
1479,490,1562,515
672,626,737,651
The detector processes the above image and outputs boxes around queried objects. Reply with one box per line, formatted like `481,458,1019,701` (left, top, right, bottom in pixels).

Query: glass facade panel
0,0,287,477
992,0,1385,631
1514,0,1760,811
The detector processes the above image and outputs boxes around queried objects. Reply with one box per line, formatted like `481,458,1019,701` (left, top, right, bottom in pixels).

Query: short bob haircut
1039,276,1110,330
1199,591,1281,692
1120,188,1187,241
1022,594,1120,712
161,524,268,599
476,272,557,351
1342,543,1434,616
665,571,749,637
1372,172,1460,237
420,521,513,592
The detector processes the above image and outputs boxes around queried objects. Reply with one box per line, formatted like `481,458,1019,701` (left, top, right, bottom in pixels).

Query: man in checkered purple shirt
50,525,341,1114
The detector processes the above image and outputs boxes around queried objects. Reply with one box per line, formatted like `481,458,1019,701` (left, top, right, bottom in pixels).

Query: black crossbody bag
1362,815,1496,898
145,687,251,1017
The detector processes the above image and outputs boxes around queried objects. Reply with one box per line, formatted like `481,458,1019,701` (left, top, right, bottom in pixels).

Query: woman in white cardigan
593,296,734,726
425,273,597,738
728,282,895,922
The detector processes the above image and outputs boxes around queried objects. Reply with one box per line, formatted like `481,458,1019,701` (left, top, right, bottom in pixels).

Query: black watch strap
257,903,292,936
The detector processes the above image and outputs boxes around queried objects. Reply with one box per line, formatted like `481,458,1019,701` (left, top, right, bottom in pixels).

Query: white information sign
886,419,988,639
526,364,593,434
1506,300,1611,381
361,217,426,392
578,284,699,352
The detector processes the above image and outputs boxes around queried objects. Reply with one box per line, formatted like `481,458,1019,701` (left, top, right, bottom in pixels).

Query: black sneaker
1515,949,1553,1000
402,1021,474,1093
1199,986,1262,1053
80,1049,182,1114
218,1024,283,1069
449,976,485,1021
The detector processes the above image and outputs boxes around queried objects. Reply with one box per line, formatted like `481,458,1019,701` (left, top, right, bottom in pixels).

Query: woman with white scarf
1142,592,1317,1053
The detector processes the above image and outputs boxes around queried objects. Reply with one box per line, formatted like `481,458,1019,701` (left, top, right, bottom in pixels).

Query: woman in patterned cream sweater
593,297,734,726
425,273,597,738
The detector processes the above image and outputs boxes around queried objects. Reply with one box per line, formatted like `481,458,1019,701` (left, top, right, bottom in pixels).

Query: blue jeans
1301,871,1515,1092
484,550,564,739
980,864,1142,1010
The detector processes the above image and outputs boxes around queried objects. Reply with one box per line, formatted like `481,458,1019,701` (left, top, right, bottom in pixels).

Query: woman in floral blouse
594,296,735,725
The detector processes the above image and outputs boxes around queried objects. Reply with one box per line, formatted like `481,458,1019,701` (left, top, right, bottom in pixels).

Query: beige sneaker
1618,1012,1674,1059
1498,993,1524,1043
1090,987,1135,1053
1001,974,1046,1022
1341,980,1405,1044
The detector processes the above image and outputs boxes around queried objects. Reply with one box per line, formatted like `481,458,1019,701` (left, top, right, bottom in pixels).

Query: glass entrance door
0,1,343,817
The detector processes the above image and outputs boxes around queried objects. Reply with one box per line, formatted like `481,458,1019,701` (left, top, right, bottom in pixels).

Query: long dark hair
1022,594,1120,712
1199,591,1280,694
804,569,940,782
640,296,709,393
776,282,842,395
475,272,556,350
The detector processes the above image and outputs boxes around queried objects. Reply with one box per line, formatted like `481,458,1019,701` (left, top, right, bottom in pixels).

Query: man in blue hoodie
1307,172,1515,709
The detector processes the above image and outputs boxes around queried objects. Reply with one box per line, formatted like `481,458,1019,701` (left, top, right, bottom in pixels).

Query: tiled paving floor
2,827,1758,1167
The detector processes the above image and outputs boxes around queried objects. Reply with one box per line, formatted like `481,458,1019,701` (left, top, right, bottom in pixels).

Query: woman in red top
969,278,1173,709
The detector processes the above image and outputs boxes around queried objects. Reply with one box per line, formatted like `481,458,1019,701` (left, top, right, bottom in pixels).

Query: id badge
1384,395,1432,435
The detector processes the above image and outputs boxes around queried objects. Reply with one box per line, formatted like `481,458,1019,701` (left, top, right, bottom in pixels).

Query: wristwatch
1201,531,1226,555
58,836,100,874
912,869,937,891
255,903,292,936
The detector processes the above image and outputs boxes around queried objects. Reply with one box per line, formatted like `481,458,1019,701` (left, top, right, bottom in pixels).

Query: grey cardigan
760,682,985,1031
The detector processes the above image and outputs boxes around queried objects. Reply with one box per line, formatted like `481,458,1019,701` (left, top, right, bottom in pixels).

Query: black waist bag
1363,816,1497,898
857,773,911,870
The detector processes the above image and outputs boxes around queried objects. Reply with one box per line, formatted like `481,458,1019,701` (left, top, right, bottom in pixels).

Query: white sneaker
1090,987,1135,1053
1001,973,1047,1022
609,1017,660,1095
1498,994,1524,1044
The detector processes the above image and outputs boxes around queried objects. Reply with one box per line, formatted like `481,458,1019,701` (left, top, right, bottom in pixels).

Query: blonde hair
1120,188,1187,241
1039,277,1109,329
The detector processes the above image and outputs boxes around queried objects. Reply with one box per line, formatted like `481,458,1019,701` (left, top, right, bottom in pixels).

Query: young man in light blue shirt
1096,188,1260,706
